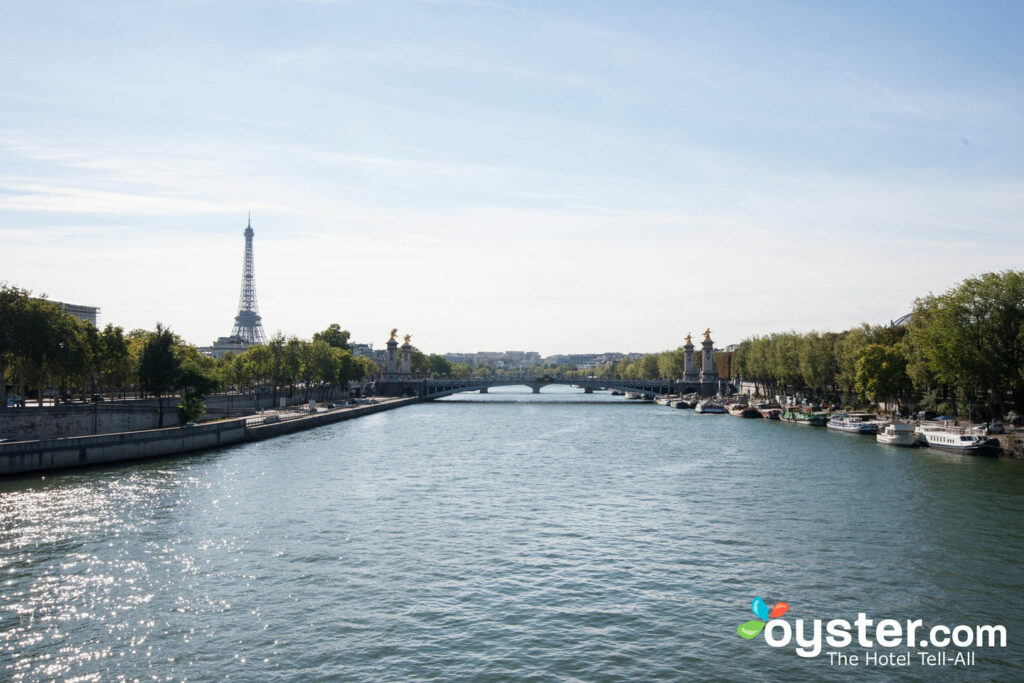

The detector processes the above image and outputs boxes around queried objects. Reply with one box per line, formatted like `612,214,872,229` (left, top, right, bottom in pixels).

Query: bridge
375,376,728,399
373,329,729,400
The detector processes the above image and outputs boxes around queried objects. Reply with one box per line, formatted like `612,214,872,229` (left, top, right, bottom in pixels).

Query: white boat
695,400,726,414
916,425,1000,455
827,414,879,434
876,422,916,446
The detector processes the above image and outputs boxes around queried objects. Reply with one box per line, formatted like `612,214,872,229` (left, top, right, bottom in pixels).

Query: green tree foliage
799,332,838,395
855,344,910,406
312,323,351,351
0,285,32,407
410,348,427,374
729,270,1022,418
423,354,452,377
98,324,132,398
657,348,686,378
905,270,1024,416
139,323,180,426
176,359,221,422
1,284,377,412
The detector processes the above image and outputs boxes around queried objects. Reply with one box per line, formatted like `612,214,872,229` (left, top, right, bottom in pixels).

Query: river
1,385,1021,680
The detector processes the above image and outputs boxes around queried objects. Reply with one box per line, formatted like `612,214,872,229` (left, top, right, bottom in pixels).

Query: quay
0,397,419,477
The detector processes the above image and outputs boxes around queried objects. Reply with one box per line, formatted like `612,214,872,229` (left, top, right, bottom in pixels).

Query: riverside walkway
0,397,418,476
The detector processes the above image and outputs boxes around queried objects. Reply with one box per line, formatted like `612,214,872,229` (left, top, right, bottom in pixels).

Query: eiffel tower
230,214,267,344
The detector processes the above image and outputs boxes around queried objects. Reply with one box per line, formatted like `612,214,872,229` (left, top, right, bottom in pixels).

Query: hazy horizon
3,1,1023,354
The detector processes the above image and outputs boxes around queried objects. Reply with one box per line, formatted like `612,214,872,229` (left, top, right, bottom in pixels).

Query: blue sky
2,0,1023,354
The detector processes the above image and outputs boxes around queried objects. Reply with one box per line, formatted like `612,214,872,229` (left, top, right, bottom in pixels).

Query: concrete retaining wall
0,388,355,441
0,397,418,476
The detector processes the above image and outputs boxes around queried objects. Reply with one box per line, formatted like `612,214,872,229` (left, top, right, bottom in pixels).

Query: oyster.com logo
734,595,1006,666
737,597,789,640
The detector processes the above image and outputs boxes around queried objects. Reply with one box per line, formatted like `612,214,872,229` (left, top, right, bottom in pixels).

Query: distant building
444,353,478,366
443,351,543,368
351,343,386,364
60,302,100,326
35,299,101,326
201,335,250,359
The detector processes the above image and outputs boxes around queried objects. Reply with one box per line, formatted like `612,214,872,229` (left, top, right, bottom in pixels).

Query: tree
51,313,92,403
301,340,336,399
0,285,31,408
635,354,660,379
799,331,838,396
657,348,686,379
855,344,910,410
266,333,287,402
313,323,351,351
99,324,132,397
835,325,875,395
356,354,379,379
176,360,221,423
424,354,452,377
139,324,180,426
21,297,63,406
407,348,424,373
905,270,1024,418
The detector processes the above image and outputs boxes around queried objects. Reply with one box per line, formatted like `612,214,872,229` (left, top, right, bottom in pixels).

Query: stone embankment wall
0,397,417,476
0,388,356,441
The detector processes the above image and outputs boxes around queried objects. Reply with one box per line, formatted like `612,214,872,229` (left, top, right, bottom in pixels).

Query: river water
1,385,1022,680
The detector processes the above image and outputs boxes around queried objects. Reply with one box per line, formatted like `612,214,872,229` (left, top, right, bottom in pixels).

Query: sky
2,0,1023,355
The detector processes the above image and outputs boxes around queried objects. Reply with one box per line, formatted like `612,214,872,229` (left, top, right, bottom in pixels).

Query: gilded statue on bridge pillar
403,334,412,344
389,328,398,342
703,328,712,341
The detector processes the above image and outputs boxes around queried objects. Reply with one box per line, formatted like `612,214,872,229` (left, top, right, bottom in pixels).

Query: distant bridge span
375,376,726,399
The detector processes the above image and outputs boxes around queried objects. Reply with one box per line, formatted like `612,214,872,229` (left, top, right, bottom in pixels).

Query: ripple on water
2,390,1023,680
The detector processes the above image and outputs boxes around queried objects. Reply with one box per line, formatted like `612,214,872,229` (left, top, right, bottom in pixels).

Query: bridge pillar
479,387,488,393
386,336,398,374
400,341,412,374
683,336,700,383
532,386,541,394
583,387,593,393
701,333,718,392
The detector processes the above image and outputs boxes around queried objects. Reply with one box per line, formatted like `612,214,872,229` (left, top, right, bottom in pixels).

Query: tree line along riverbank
594,271,1023,423
4,269,1022,425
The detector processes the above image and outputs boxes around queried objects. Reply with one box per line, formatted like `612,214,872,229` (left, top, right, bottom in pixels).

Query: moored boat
695,399,726,414
726,402,761,418
915,425,1000,455
827,413,879,434
756,402,782,420
779,409,827,426
876,422,917,446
